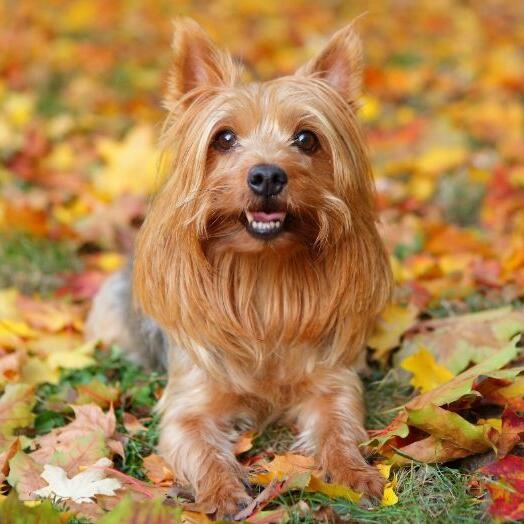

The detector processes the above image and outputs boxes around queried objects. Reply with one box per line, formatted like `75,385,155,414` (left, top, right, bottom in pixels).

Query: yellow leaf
477,418,502,432
376,463,392,479
0,288,19,319
360,94,381,122
368,304,419,361
3,93,35,128
53,198,90,226
408,174,436,201
400,347,455,393
93,125,159,199
47,340,97,370
44,143,76,171
251,453,314,485
21,357,60,386
497,377,524,399
0,320,39,348
23,501,42,508
307,475,361,503
376,464,398,506
382,484,399,506
415,146,468,175
94,252,125,272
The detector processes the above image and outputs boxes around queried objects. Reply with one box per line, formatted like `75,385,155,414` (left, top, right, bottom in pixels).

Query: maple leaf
367,339,523,464
33,457,122,504
93,125,159,199
400,346,454,392
480,455,524,521
31,404,121,475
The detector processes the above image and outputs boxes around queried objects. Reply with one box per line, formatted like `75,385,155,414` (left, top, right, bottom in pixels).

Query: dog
86,17,393,517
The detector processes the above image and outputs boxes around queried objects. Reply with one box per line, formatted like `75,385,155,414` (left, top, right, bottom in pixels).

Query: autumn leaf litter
0,1,524,522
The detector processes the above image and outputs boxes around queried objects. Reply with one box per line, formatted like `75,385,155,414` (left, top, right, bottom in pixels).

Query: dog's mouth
244,210,287,239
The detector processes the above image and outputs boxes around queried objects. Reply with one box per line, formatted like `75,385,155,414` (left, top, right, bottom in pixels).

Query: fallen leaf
7,451,46,500
97,497,183,524
31,404,119,475
396,307,524,374
497,409,524,457
480,455,524,521
0,491,65,524
122,412,147,435
142,454,174,486
0,384,35,436
34,457,122,504
400,346,455,392
368,303,419,362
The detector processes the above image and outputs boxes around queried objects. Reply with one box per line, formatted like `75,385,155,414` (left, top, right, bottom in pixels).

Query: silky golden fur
118,17,391,516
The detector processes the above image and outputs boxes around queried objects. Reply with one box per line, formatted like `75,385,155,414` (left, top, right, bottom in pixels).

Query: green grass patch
0,233,81,294
364,369,414,429
273,464,487,523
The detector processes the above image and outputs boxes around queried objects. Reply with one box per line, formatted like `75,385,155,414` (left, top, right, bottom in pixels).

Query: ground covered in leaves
1,1,524,522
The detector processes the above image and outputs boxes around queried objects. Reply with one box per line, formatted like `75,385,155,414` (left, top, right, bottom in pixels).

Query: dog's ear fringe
165,17,243,107
297,21,364,103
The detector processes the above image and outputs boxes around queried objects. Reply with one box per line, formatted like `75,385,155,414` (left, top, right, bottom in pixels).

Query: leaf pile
1,0,524,522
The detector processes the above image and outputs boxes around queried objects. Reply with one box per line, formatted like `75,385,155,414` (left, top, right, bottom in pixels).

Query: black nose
247,164,288,196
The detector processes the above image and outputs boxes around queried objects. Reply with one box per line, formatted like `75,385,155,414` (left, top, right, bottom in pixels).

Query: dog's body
87,18,392,517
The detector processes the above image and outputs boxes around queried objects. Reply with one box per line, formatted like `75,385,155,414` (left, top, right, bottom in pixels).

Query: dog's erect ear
166,18,239,105
297,24,363,103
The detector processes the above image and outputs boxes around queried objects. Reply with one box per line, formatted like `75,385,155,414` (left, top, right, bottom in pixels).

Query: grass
0,233,81,294
263,464,487,523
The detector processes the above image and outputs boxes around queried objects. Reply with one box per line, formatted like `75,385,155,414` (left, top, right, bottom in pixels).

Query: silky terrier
87,17,392,517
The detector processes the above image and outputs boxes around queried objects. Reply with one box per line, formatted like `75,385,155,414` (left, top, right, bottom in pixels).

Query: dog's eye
212,129,237,152
292,130,319,154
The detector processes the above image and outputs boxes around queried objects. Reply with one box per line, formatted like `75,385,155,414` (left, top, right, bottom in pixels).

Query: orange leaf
142,454,174,486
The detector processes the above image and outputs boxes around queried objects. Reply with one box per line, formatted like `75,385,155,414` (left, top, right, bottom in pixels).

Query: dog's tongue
251,211,286,222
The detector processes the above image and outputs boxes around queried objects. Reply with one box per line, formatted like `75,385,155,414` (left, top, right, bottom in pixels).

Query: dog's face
158,18,376,257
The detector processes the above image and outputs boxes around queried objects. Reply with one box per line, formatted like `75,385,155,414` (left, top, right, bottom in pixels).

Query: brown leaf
122,412,147,435
7,451,46,500
143,454,174,486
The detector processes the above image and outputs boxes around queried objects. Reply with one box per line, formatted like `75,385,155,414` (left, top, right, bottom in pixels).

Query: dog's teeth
249,217,284,235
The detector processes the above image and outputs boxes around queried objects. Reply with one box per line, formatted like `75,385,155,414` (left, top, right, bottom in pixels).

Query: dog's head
149,18,376,257
133,19,392,368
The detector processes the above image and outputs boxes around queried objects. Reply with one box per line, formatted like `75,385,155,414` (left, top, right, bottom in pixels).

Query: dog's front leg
157,372,253,517
291,368,385,498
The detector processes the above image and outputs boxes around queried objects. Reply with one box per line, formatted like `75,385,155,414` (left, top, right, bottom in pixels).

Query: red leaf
480,455,524,521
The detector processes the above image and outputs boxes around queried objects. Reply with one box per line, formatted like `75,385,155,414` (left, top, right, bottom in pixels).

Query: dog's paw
197,478,253,520
324,457,386,500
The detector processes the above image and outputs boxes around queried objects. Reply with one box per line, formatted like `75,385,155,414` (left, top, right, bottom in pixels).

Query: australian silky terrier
87,17,392,517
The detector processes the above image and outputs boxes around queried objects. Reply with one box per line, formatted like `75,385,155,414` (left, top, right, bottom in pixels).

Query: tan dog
87,18,392,518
